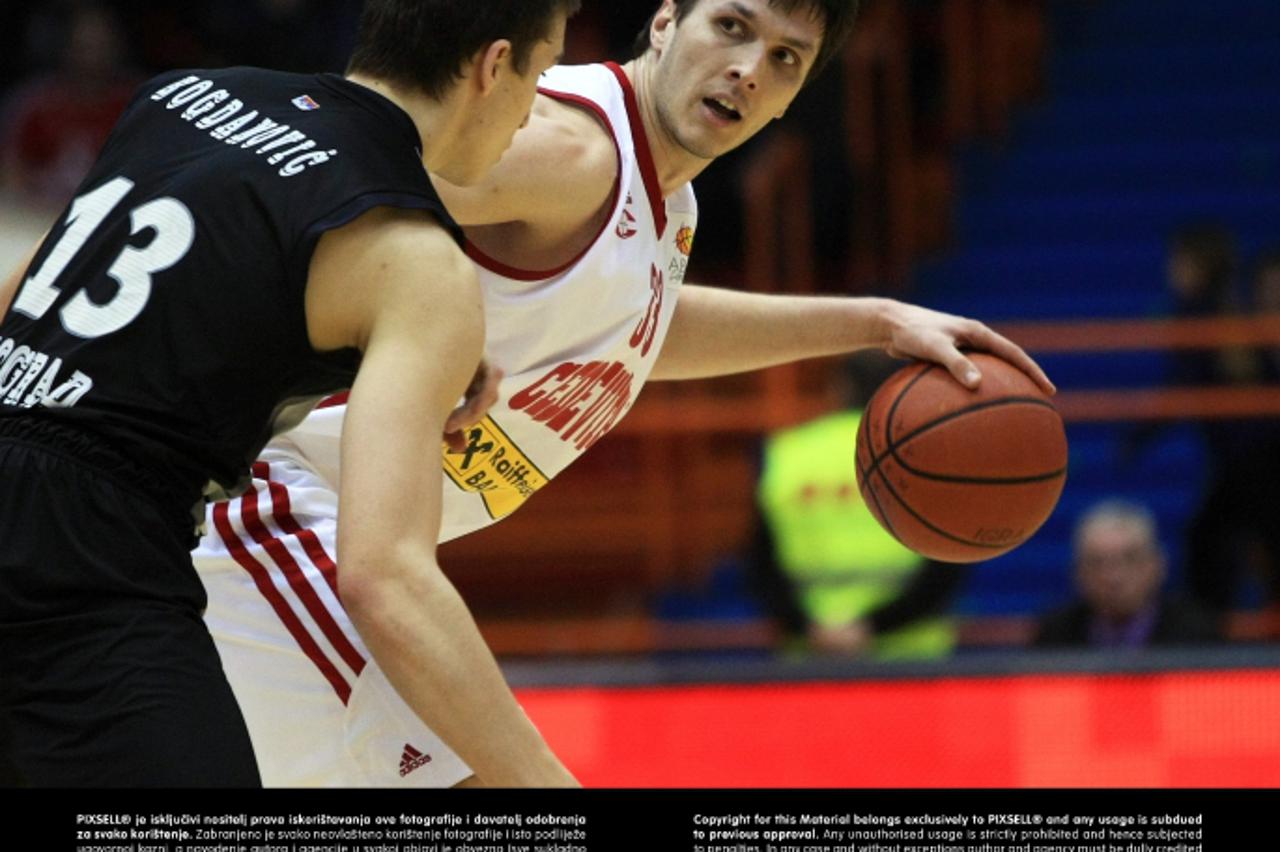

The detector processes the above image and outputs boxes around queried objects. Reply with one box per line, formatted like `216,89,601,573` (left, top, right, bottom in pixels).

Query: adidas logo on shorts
399,743,432,777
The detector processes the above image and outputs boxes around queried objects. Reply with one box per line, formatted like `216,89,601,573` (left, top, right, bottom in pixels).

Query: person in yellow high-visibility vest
748,354,964,659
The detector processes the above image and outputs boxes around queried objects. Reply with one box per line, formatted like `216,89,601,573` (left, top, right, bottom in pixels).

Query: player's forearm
343,556,577,788
650,286,896,380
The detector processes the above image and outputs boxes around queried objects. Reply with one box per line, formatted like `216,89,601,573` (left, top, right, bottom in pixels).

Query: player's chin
702,124,756,159
675,129,729,162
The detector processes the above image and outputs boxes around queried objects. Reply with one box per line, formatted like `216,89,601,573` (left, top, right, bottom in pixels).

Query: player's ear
650,0,679,54
477,39,514,96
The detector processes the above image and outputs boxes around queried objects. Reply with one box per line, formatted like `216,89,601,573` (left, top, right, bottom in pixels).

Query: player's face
452,15,567,184
651,0,823,160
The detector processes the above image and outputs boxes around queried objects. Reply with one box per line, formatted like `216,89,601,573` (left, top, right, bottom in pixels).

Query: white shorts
195,447,473,787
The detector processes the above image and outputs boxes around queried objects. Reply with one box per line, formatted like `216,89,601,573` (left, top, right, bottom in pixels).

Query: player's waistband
0,412,202,546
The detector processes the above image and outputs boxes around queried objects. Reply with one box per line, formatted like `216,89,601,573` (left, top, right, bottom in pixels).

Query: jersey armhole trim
604,61,666,238
303,191,463,249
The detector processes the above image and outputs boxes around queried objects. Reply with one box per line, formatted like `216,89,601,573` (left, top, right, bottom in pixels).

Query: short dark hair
632,0,860,83
347,0,581,99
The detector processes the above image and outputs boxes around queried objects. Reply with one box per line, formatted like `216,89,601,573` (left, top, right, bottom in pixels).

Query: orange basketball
855,353,1067,563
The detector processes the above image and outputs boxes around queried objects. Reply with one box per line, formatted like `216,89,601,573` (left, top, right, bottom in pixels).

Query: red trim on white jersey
604,61,666,238
463,86,623,282
212,498,354,703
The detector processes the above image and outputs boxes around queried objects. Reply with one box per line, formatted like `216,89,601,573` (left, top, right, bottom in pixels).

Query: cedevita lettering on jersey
150,75,338,177
507,359,634,451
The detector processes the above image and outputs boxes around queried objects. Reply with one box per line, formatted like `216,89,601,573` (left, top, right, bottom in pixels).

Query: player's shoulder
312,207,470,302
329,206,465,268
526,92,618,186
305,205,475,352
534,63,627,162
508,63,622,185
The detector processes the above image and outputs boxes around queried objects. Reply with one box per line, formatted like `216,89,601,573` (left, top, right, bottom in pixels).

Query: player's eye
717,17,745,37
774,48,799,66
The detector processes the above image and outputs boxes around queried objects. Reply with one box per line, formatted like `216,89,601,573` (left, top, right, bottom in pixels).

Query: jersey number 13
13,176,195,339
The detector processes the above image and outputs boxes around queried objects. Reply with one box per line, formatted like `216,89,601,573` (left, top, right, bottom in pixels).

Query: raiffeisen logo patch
441,416,548,519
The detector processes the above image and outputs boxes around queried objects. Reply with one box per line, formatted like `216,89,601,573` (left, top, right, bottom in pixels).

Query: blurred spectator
1183,248,1280,622
1166,223,1237,315
1035,500,1222,648
0,1,141,208
746,353,964,660
1164,223,1246,386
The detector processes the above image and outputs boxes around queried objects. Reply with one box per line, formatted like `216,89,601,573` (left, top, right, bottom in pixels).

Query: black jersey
0,67,461,517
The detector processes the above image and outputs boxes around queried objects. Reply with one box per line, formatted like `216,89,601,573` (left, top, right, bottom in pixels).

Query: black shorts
0,421,260,786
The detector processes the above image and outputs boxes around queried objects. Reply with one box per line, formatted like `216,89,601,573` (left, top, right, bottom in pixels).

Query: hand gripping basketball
855,353,1068,563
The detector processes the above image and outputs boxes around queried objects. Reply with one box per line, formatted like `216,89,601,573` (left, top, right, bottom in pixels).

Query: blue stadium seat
910,2,1278,621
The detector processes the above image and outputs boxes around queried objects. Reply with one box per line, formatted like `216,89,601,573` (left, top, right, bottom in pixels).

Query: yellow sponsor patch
441,416,548,520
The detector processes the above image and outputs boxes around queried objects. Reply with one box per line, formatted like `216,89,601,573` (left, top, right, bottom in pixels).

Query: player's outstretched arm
306,207,577,788
649,285,1055,394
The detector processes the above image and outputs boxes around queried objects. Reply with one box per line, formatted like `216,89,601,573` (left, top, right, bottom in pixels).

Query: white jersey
277,62,697,540
194,63,697,786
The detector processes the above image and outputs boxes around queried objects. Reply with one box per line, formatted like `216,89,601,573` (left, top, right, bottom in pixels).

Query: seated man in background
1035,499,1222,649
747,353,964,660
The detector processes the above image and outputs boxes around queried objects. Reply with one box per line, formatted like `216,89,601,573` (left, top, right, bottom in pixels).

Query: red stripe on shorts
252,461,342,596
212,500,353,704
240,469,366,676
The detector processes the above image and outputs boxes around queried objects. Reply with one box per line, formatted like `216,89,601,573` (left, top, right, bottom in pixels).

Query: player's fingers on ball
1012,351,1056,395
967,324,1056,395
943,349,982,388
993,341,1056,396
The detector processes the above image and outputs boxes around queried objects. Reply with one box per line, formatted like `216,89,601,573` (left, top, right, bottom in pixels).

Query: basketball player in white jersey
195,0,1053,786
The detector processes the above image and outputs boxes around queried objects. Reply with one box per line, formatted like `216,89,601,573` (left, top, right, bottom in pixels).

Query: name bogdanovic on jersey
150,75,338,178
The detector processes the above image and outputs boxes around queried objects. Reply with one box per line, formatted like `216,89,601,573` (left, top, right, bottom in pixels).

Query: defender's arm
306,207,576,787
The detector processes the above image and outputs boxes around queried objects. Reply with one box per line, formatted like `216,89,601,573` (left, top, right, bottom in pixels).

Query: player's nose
727,46,764,91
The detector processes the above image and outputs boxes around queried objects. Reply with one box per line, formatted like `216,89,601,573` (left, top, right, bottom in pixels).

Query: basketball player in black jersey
0,0,580,787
